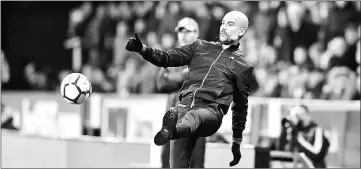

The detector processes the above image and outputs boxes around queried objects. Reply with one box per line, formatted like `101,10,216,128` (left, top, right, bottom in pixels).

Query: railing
1,91,360,167
270,151,315,168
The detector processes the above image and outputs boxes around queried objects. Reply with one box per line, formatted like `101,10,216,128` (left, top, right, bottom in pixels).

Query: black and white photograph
1,1,360,168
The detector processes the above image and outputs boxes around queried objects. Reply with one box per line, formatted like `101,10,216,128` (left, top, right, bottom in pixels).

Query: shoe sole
154,109,178,146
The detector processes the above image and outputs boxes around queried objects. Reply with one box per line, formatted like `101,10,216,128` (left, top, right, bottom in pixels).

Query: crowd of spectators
2,1,360,100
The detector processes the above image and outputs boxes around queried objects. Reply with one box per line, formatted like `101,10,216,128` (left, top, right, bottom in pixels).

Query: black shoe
154,108,178,146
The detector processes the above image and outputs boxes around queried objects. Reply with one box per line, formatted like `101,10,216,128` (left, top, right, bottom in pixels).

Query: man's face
328,37,346,57
335,1,346,8
219,13,245,45
258,1,270,12
177,28,198,46
294,47,307,65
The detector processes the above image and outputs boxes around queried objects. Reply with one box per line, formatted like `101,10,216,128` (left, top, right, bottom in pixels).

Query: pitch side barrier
1,92,360,167
2,130,257,168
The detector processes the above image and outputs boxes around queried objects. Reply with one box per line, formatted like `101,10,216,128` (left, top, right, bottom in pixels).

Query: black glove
125,33,144,53
229,142,242,167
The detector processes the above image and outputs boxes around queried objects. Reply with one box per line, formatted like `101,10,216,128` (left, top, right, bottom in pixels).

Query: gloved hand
229,142,242,167
125,33,144,53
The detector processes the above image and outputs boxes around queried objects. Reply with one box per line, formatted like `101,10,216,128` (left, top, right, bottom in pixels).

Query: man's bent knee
175,110,202,138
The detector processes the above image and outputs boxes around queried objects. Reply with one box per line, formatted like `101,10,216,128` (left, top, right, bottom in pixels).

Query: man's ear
238,28,246,37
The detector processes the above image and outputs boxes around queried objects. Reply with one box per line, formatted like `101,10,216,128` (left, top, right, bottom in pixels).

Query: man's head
294,46,308,65
327,37,347,57
258,1,270,13
175,17,199,46
161,33,175,49
344,22,359,45
1,51,10,84
289,104,312,127
219,11,249,45
287,2,305,28
335,1,347,8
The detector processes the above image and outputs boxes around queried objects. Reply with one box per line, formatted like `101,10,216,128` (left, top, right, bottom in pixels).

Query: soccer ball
60,73,92,104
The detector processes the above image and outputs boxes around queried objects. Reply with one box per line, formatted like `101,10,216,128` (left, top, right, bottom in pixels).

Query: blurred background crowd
2,1,360,100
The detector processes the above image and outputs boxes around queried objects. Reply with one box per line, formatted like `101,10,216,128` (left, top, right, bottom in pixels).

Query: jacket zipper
190,50,225,108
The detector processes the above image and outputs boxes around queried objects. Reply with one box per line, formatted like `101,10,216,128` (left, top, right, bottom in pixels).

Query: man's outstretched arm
232,66,253,143
229,66,253,167
125,33,197,67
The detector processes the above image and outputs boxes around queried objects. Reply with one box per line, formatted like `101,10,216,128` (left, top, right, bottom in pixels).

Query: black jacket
277,121,330,168
140,39,253,140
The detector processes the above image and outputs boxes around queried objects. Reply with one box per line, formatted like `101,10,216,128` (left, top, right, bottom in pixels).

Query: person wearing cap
156,17,206,168
125,11,252,167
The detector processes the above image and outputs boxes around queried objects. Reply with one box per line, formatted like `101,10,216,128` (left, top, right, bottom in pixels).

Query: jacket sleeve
231,65,253,143
139,40,198,67
297,127,330,160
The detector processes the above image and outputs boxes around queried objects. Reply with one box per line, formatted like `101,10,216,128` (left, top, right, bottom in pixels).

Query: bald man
125,11,253,167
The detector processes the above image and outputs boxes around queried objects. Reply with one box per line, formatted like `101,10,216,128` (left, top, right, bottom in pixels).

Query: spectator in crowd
113,21,130,69
320,66,358,100
253,1,279,46
319,37,345,70
355,40,360,99
323,1,359,47
58,1,361,101
1,51,20,131
1,103,20,131
286,2,319,63
111,21,133,96
68,2,94,38
341,22,360,71
81,48,115,93
308,42,324,70
59,1,361,100
24,62,50,90
157,2,184,37
1,50,10,85
294,46,314,71
203,2,229,42
4,1,359,101
304,69,326,99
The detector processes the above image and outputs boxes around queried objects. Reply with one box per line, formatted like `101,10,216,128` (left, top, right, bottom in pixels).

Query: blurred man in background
279,105,330,168
156,17,206,168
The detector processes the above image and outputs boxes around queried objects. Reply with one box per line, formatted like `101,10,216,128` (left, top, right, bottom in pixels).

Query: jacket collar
215,40,240,52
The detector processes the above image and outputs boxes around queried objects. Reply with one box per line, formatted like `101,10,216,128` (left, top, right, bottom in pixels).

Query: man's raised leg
154,106,222,146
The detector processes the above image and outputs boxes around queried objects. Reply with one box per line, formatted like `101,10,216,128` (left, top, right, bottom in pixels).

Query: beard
219,33,236,45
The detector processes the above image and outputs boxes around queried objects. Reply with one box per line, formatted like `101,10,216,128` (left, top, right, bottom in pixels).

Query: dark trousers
170,106,223,168
161,137,206,168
